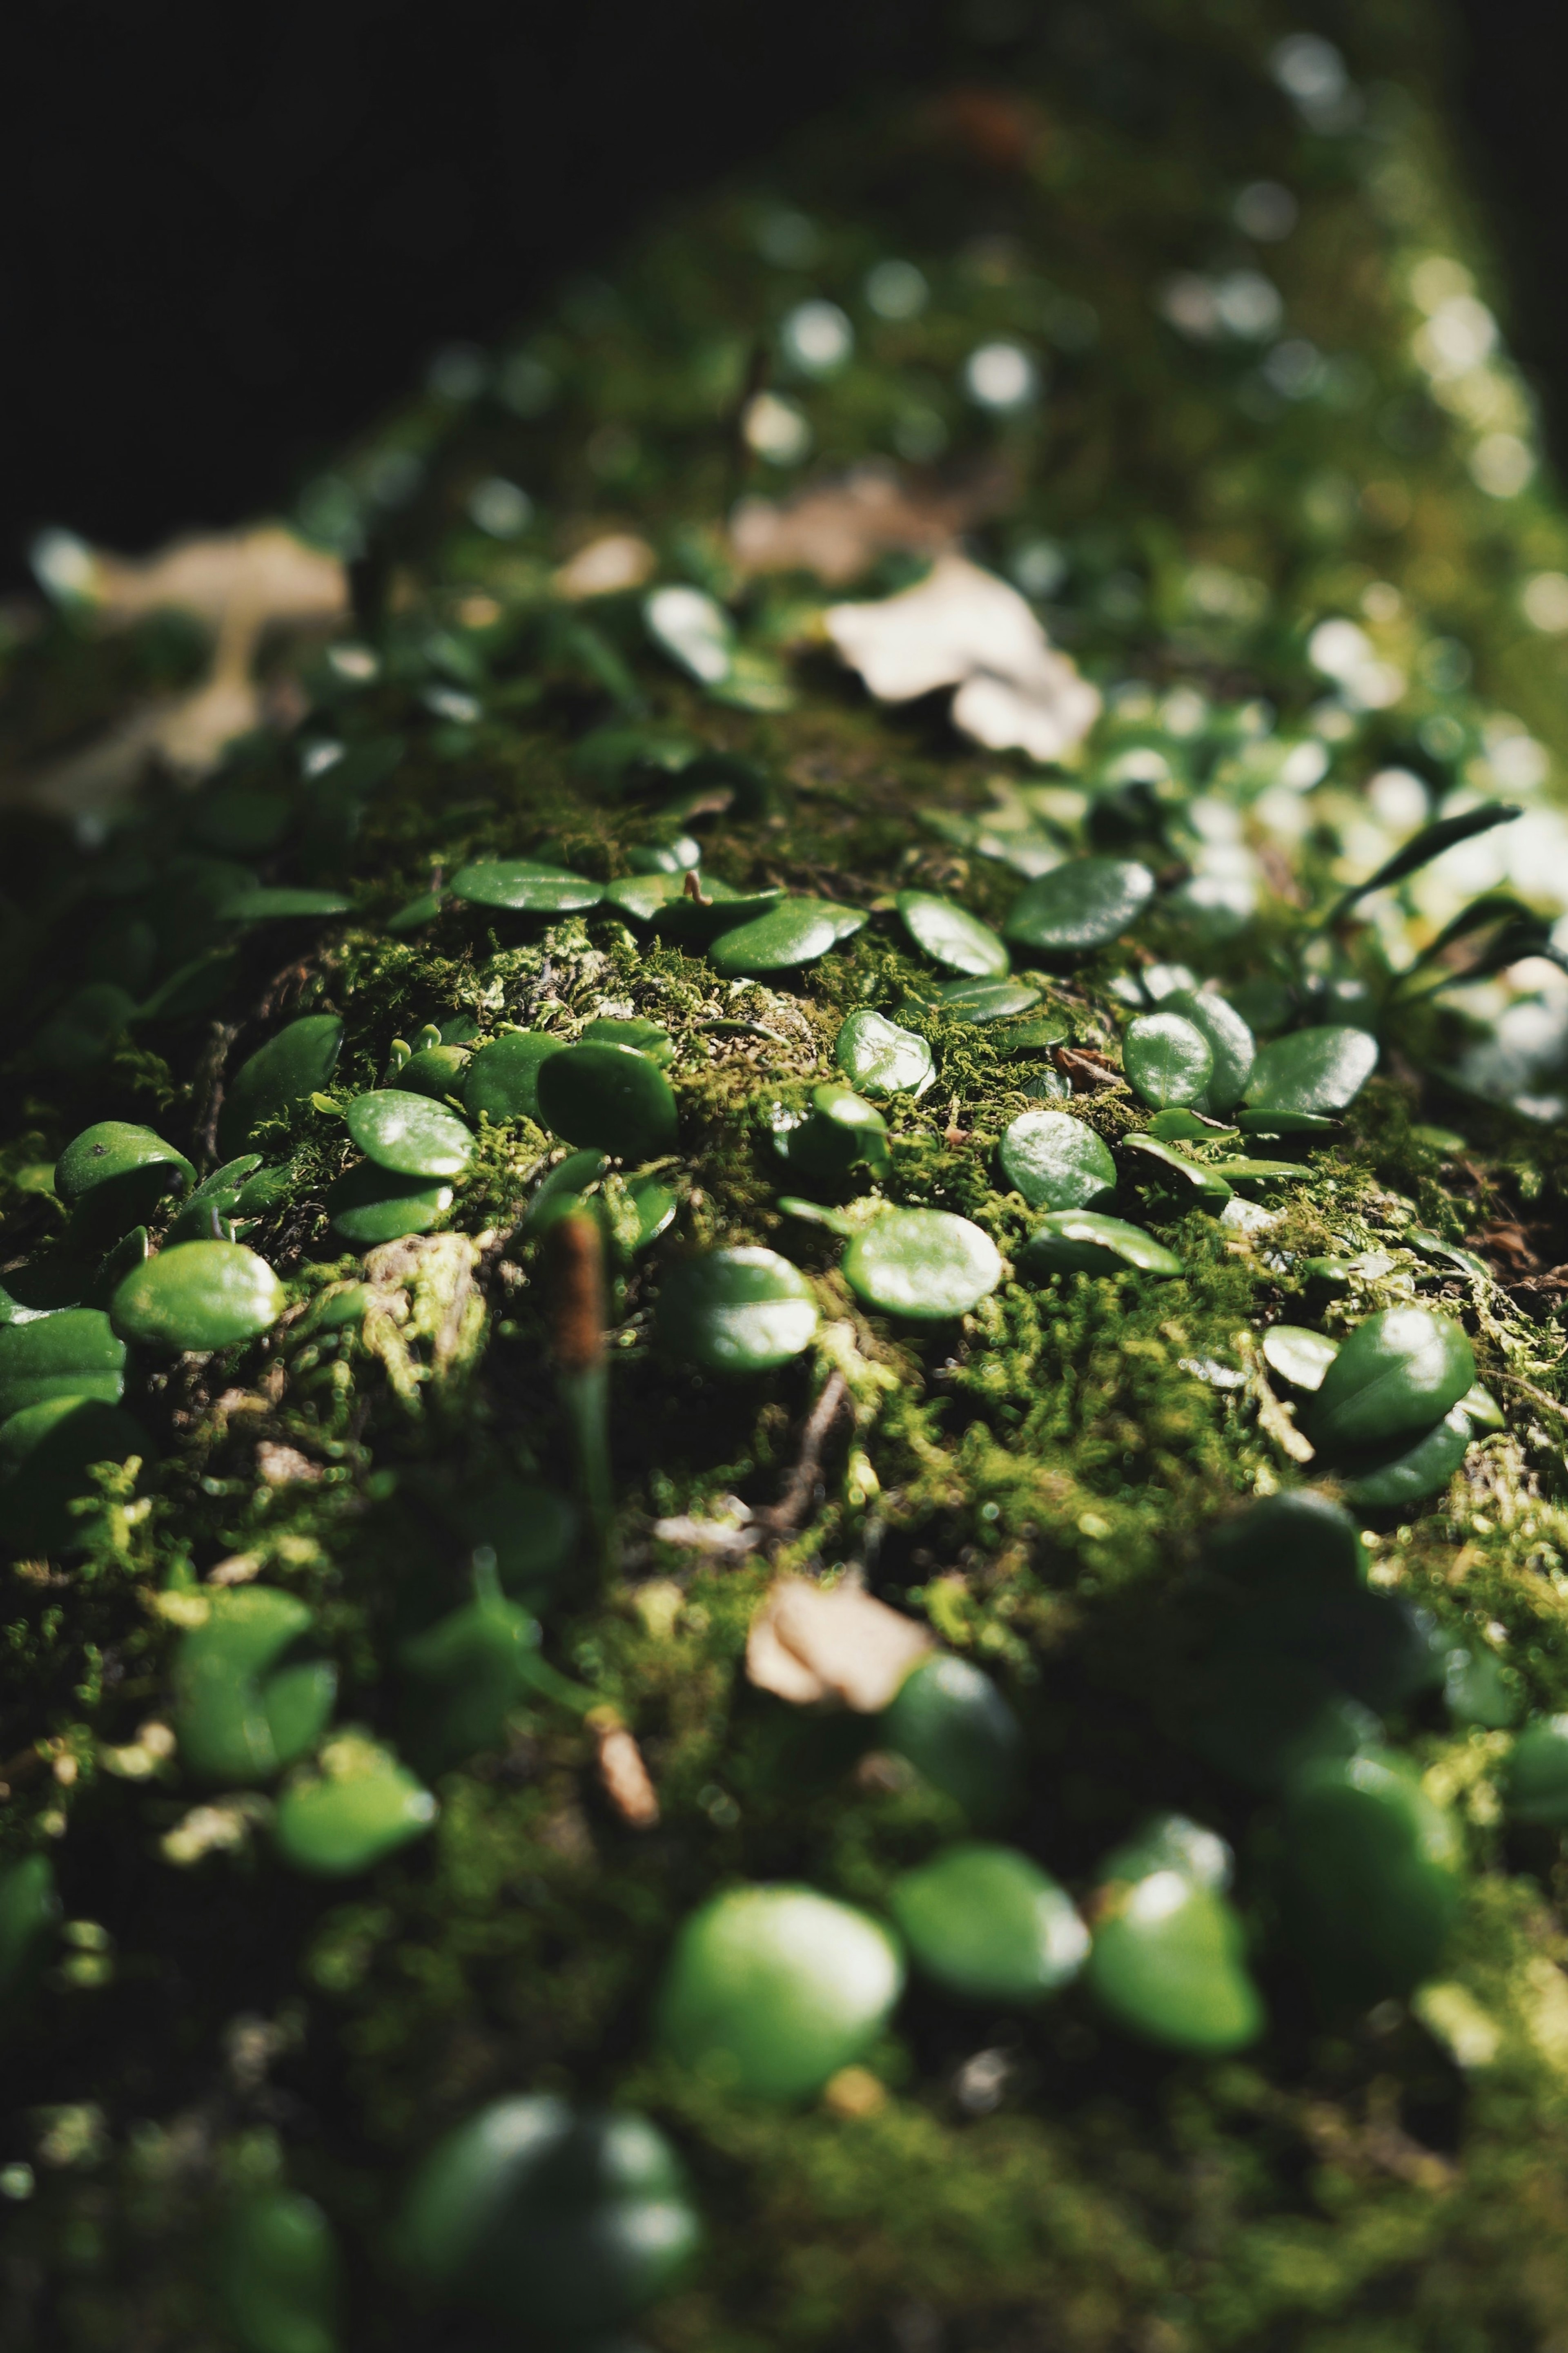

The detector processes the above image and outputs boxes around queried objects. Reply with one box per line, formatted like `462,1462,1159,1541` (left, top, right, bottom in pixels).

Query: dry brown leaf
825,553,1099,761
553,533,657,599
746,1575,933,1712
730,460,1009,585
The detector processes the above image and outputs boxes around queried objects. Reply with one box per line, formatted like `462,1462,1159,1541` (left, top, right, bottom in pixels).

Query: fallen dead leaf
553,533,658,599
825,553,1099,761
730,459,1009,586
746,1575,933,1712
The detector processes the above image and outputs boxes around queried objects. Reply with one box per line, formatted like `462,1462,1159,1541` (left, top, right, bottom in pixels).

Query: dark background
1,0,1563,589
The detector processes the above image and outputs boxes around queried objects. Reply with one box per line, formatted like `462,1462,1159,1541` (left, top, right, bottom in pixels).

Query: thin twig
757,1369,852,1534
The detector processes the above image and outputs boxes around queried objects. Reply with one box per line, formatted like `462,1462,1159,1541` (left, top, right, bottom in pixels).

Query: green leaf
1326,803,1521,923
653,1885,904,2101
1279,1751,1463,2004
449,859,603,914
1244,1026,1378,1115
327,1164,454,1247
401,2097,701,2336
1086,1819,1263,2054
889,1843,1087,2002
272,1733,437,1876
932,978,1043,1023
1310,1306,1474,1453
111,1241,285,1352
1122,1013,1213,1109
833,1009,934,1098
895,890,1010,978
344,1091,474,1179
997,1110,1116,1210
1261,1325,1339,1390
1159,988,1255,1111
707,897,865,975
878,1655,1022,1823
1018,1210,1181,1278
536,1044,679,1160
1120,1137,1233,1203
659,1247,818,1373
1004,857,1155,955
841,1209,1003,1319
463,1032,566,1124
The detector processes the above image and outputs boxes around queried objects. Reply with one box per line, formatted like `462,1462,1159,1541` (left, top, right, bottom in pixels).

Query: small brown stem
757,1369,851,1535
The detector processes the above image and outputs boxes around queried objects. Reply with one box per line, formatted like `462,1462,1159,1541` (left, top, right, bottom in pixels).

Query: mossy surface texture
12,3,1568,2346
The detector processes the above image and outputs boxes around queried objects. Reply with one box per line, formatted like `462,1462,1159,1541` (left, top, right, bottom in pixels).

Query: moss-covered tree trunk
7,4,1568,2348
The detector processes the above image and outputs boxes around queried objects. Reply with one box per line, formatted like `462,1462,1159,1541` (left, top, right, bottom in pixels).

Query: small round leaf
345,1091,474,1178
536,1044,679,1160
111,1241,285,1351
1123,1013,1214,1109
834,1010,934,1099
1003,859,1155,955
660,1248,818,1373
997,1111,1116,1211
896,891,1010,978
842,1209,1002,1320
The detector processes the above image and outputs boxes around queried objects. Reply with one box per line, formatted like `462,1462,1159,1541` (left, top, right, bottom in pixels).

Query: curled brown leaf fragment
746,1575,933,1712
730,459,1010,586
586,1707,660,1827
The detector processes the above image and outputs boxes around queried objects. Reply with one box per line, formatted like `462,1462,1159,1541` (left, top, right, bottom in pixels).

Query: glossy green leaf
1310,1307,1474,1452
55,1122,194,1240
653,1885,904,2100
1244,1025,1378,1116
399,1592,547,1773
111,1241,285,1351
772,1085,889,1180
997,1110,1116,1210
0,1396,149,1557
327,1164,452,1247
932,978,1043,1023
1207,1157,1311,1183
1503,1717,1568,1825
536,1043,679,1159
625,1173,678,1250
842,1209,1002,1320
1146,1108,1234,1142
218,2189,341,2353
1338,1402,1474,1510
581,1015,675,1066
175,1587,336,1784
604,871,695,923
1122,1012,1213,1108
1280,1751,1463,2005
1160,988,1256,1110
1087,1827,1263,2054
1121,1136,1233,1203
651,882,786,950
218,1016,344,1158
1003,857,1155,955
520,1149,609,1236
220,888,353,920
628,834,702,874
1235,1107,1338,1136
660,1248,818,1373
394,1044,472,1099
833,1009,934,1099
1261,1327,1339,1391
402,2097,701,2336
0,1309,125,1421
708,897,866,975
462,1031,564,1124
1019,1210,1181,1278
889,1843,1088,2002
272,1733,437,1876
879,1654,1022,1823
345,1091,474,1179
448,859,603,914
1203,1489,1367,1592
1327,803,1521,922
896,890,1010,977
